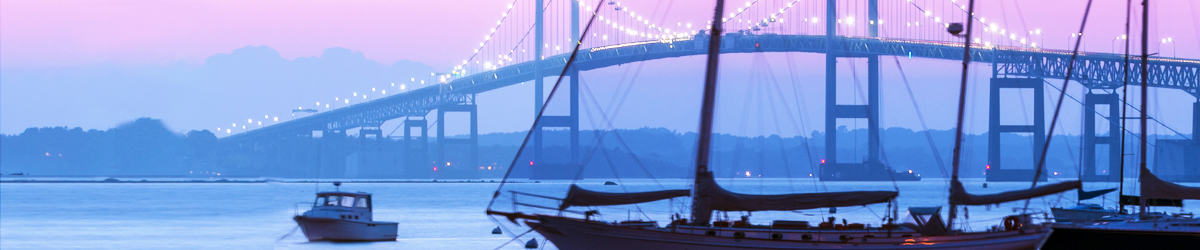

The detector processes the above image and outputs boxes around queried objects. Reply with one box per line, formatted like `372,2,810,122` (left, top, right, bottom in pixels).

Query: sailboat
1042,1,1200,247
483,0,1090,249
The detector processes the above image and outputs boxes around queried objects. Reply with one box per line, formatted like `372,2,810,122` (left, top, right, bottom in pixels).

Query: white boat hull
294,216,398,242
528,216,1050,250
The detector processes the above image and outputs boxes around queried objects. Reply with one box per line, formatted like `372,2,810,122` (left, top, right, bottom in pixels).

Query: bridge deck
222,34,1200,143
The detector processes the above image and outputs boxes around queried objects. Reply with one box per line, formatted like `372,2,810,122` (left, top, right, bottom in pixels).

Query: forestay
559,184,691,209
948,179,1080,205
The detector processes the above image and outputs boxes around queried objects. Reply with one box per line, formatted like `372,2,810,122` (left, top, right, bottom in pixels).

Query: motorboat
293,182,398,242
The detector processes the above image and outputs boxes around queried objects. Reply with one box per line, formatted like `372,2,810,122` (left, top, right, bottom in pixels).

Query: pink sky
5,0,1196,70
1,0,1197,136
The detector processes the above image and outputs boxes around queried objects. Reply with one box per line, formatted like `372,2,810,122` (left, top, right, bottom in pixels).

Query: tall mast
691,0,726,226
1137,0,1150,215
947,0,978,231
1118,0,1132,212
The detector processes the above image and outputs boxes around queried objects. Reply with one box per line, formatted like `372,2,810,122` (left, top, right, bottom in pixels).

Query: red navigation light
433,167,438,171
820,159,826,164
985,164,991,170
529,161,534,166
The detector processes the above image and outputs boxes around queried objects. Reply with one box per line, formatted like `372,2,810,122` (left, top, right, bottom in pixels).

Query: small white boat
293,182,398,242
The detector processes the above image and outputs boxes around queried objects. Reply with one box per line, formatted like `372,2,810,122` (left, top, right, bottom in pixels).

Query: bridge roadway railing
222,33,1200,143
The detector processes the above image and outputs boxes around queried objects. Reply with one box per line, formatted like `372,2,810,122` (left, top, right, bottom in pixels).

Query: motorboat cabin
293,183,398,241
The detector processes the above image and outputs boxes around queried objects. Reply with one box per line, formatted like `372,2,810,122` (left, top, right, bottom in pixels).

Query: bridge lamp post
1067,33,1084,50
1161,38,1175,57
1112,35,1127,53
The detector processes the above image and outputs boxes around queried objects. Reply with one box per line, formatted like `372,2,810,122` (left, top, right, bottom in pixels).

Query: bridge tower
436,97,479,179
403,118,430,178
986,77,1048,182
528,0,581,180
1081,92,1121,182
819,0,911,181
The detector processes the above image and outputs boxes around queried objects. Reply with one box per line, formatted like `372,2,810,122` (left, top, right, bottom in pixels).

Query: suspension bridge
218,0,1200,181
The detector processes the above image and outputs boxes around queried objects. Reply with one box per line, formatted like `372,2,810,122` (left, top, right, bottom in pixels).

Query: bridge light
273,117,278,122
227,129,231,133
317,102,320,106
232,123,236,127
325,104,329,108
345,99,349,103
248,119,252,123
382,90,386,94
257,121,261,125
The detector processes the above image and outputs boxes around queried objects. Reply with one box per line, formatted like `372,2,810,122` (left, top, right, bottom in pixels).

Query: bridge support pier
987,78,1048,182
437,103,479,179
1082,92,1121,182
530,69,580,180
403,118,429,178
528,0,580,180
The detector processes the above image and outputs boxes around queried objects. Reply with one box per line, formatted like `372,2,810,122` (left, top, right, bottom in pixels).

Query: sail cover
949,179,1080,205
1139,167,1200,200
559,184,690,209
694,174,897,212
1078,188,1117,201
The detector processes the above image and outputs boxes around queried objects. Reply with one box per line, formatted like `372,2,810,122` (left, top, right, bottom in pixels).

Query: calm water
2,177,1196,249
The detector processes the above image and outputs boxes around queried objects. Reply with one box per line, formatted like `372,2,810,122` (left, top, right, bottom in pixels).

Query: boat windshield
316,195,361,207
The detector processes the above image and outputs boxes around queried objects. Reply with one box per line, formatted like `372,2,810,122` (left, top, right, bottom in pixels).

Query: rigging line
836,24,901,190
782,48,825,192
563,0,680,188
724,62,763,182
755,52,798,191
887,54,949,182
580,96,653,220
577,77,667,190
491,226,540,250
1041,80,1160,147
488,0,607,210
1022,0,1095,215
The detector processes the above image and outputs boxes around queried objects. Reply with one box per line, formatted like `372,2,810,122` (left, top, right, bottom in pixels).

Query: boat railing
508,191,587,216
294,202,313,216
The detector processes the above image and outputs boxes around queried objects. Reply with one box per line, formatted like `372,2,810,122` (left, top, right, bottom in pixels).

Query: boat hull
293,216,398,242
1050,208,1116,223
1044,224,1200,249
528,216,1049,250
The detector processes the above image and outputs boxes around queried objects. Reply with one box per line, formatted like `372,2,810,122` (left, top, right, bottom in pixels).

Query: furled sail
1077,188,1117,201
949,179,1080,205
692,173,897,213
1139,167,1200,200
559,184,690,209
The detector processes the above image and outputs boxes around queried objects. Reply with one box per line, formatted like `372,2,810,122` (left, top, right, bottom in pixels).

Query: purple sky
1,0,1197,138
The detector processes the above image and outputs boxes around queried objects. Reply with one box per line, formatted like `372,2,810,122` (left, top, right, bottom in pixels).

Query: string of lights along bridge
217,0,1199,182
